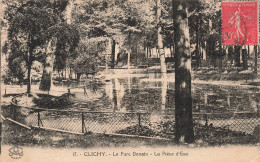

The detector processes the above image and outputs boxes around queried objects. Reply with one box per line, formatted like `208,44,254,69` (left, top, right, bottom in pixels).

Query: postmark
222,1,258,45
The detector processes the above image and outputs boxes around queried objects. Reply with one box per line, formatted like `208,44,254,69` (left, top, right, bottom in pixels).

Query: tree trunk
105,53,109,72
161,80,167,110
39,52,55,91
135,40,138,65
145,46,148,58
228,46,234,65
64,68,66,79
173,0,194,143
218,44,223,72
234,45,241,67
77,73,81,80
69,65,72,79
26,47,33,94
157,0,167,78
0,24,2,152
27,64,32,94
39,39,57,91
195,16,200,68
128,75,131,93
127,32,131,69
111,39,116,69
254,45,258,74
146,46,149,58
242,49,248,70
248,45,250,57
202,41,206,60
149,47,152,58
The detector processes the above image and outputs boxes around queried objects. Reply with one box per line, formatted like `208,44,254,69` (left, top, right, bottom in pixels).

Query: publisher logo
9,146,23,159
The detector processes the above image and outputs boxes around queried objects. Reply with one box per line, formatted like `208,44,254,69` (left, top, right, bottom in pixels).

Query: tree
73,0,155,68
173,0,194,143
254,45,258,74
72,37,107,77
72,0,124,68
234,45,241,67
4,40,26,84
157,0,167,77
4,0,79,92
39,23,79,91
242,47,248,70
111,39,116,69
187,0,222,69
4,0,60,93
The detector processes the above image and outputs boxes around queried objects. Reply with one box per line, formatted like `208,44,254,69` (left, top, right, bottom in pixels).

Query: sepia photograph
0,0,259,161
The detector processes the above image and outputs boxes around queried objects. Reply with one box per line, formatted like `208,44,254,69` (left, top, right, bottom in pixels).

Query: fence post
37,110,40,127
204,113,208,126
13,106,16,121
138,113,141,127
137,113,141,136
81,112,84,133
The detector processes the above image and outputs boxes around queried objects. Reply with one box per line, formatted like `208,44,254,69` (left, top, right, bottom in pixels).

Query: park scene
0,0,259,150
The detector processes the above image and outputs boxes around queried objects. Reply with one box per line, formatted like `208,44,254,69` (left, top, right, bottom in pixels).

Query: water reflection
105,79,113,101
128,75,131,93
102,72,259,114
103,73,173,113
114,78,125,111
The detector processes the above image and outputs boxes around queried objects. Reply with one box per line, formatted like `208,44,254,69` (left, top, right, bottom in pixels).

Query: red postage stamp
222,1,258,45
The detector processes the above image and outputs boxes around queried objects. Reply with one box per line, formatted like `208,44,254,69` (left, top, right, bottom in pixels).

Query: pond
20,71,259,136
69,72,260,114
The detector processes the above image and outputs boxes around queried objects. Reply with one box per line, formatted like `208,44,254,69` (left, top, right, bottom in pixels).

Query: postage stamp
222,1,258,45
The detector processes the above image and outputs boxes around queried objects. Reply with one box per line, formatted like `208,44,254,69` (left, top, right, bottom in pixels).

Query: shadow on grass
3,93,27,98
32,93,75,109
2,120,173,148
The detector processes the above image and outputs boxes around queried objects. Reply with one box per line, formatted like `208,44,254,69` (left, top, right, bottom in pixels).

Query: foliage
188,0,222,58
72,37,108,74
4,0,79,88
47,23,80,70
72,0,156,65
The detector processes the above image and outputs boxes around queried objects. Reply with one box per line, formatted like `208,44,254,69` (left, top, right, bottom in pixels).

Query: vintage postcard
0,0,259,162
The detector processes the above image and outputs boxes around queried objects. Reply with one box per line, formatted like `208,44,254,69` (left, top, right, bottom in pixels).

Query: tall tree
4,0,79,92
4,0,59,93
173,0,194,143
254,45,258,74
39,38,57,91
0,18,3,154
39,23,79,91
234,45,241,67
73,0,152,69
157,0,167,77
242,48,248,70
111,39,116,69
